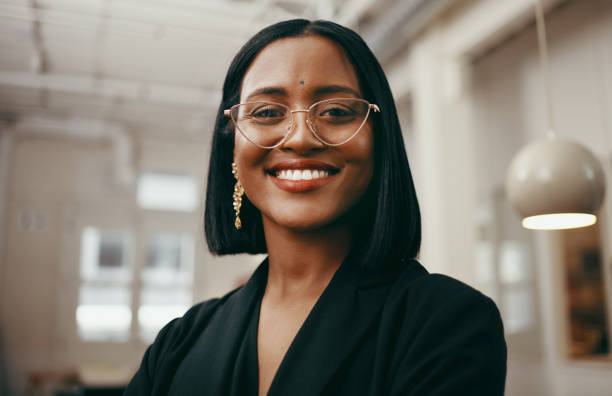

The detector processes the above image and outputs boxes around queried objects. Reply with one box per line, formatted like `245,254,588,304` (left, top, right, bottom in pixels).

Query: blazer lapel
178,260,267,395
267,259,394,396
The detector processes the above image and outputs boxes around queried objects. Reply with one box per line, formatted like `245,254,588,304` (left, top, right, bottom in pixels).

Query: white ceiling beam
15,114,119,140
118,0,267,19
384,0,565,101
443,0,563,59
362,0,454,62
15,114,134,185
363,0,562,64
335,0,376,28
0,1,256,40
308,0,335,20
0,71,221,108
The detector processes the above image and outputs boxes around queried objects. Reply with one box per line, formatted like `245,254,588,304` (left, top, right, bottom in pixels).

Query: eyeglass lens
231,98,371,148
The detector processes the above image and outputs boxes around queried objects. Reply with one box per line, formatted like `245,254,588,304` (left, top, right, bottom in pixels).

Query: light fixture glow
506,139,605,230
505,1,606,231
522,213,597,230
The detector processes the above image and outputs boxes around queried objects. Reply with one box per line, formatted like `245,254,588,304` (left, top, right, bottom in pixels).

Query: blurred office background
0,0,611,394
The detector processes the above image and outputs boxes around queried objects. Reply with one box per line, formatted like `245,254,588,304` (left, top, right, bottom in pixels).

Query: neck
262,217,352,301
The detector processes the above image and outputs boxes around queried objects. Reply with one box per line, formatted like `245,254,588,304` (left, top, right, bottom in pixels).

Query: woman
125,19,506,396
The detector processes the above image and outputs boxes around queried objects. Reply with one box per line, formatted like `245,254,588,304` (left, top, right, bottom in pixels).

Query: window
139,232,194,342
77,285,132,342
137,172,198,212
77,228,194,343
77,227,132,342
499,241,534,334
75,170,199,344
475,189,539,340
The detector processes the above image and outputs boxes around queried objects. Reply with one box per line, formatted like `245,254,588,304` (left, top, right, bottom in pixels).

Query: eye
251,109,283,118
251,107,284,118
243,104,287,125
316,104,358,124
320,106,355,117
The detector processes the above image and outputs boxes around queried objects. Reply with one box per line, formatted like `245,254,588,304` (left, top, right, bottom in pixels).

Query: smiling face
233,34,374,232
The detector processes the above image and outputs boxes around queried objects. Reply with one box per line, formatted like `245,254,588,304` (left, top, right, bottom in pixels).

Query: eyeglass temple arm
223,109,231,117
370,104,380,112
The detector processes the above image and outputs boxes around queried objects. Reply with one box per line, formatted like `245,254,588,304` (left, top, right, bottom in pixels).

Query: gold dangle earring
231,162,244,230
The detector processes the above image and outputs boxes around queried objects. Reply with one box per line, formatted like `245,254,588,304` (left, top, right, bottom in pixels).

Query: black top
124,258,507,396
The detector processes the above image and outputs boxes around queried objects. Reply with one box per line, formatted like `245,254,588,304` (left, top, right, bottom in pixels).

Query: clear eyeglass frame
223,98,380,149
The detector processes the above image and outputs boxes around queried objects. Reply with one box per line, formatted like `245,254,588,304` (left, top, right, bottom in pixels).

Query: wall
471,0,612,394
388,0,612,394
0,128,257,393
472,0,612,197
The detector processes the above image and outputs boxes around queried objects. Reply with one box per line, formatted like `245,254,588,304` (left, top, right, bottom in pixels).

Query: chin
265,209,343,232
274,217,333,232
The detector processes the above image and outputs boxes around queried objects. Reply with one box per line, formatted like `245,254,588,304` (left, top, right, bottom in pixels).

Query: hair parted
204,19,421,271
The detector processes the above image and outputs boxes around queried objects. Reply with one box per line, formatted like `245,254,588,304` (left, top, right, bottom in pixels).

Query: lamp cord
535,0,556,138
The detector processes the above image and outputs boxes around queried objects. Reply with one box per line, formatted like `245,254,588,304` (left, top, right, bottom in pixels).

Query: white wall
401,0,612,394
389,0,612,394
0,127,258,393
472,0,612,196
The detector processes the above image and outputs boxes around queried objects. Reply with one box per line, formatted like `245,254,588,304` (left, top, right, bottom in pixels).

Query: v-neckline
253,259,349,396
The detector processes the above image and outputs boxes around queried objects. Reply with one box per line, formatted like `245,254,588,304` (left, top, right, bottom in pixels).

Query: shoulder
143,261,268,366
155,285,244,349
381,260,507,395
405,271,503,340
386,260,505,345
124,286,245,394
387,260,500,319
125,261,269,395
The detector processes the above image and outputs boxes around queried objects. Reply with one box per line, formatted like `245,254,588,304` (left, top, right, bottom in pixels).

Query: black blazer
124,259,506,395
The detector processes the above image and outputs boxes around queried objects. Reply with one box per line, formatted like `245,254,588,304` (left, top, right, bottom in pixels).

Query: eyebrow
245,87,287,101
244,84,362,102
313,85,362,98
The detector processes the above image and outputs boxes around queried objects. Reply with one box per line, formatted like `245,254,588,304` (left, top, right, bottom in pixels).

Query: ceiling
0,0,400,139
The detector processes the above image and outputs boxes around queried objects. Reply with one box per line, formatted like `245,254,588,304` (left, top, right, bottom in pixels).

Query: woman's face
233,35,374,232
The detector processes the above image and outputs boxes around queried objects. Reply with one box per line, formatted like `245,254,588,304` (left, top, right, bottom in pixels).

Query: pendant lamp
506,0,606,230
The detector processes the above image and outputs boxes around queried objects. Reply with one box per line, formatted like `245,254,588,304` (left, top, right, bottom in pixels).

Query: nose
279,110,326,153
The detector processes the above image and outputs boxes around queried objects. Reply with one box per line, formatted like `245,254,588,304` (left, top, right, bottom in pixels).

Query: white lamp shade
506,138,606,230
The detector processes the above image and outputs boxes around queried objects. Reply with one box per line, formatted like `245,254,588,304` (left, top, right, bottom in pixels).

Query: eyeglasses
224,98,380,149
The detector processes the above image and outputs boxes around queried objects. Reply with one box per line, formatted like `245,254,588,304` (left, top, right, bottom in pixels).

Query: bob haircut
205,19,421,272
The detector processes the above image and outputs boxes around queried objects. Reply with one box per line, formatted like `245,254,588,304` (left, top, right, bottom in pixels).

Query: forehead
240,35,362,101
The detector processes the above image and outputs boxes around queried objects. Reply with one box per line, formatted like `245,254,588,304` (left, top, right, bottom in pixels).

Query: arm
390,289,507,396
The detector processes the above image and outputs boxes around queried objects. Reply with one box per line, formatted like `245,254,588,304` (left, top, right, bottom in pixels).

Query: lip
266,159,340,193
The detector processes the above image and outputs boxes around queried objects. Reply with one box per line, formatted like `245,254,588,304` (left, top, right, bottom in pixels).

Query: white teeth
275,169,332,180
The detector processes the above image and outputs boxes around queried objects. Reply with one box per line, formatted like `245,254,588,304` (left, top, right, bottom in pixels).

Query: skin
233,35,374,395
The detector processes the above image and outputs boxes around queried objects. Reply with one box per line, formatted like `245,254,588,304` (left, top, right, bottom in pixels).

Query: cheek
234,134,265,169
334,129,375,206
345,129,374,176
